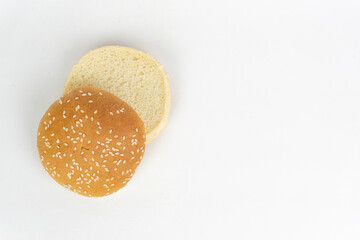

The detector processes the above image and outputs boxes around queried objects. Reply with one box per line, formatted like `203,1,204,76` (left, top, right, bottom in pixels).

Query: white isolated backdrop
1,0,360,239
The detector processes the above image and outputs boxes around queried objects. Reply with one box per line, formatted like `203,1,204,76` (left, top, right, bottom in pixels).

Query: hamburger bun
64,46,171,143
37,86,146,197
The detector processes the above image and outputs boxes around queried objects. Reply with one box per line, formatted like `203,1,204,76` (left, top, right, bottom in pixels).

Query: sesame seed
94,110,98,114
51,133,55,136
73,115,76,118
82,93,87,96
88,92,92,96
67,99,70,103
75,97,79,100
110,112,113,115
96,131,100,135
89,100,93,103
99,92,103,95
109,129,112,134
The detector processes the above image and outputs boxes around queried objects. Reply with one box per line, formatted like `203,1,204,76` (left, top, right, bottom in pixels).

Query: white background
1,0,360,239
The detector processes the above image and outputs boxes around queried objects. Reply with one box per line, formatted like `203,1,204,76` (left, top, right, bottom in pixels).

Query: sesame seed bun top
37,86,146,197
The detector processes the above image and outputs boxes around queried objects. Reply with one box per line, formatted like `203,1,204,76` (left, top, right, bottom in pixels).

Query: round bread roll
64,46,171,143
37,86,146,197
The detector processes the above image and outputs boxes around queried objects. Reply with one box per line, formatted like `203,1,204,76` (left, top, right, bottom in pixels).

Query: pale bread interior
65,46,171,143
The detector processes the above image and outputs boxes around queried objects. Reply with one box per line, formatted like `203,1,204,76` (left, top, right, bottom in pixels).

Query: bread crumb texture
65,46,171,143
37,86,146,197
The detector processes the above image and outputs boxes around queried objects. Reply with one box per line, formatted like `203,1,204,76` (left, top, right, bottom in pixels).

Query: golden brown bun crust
37,86,146,197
